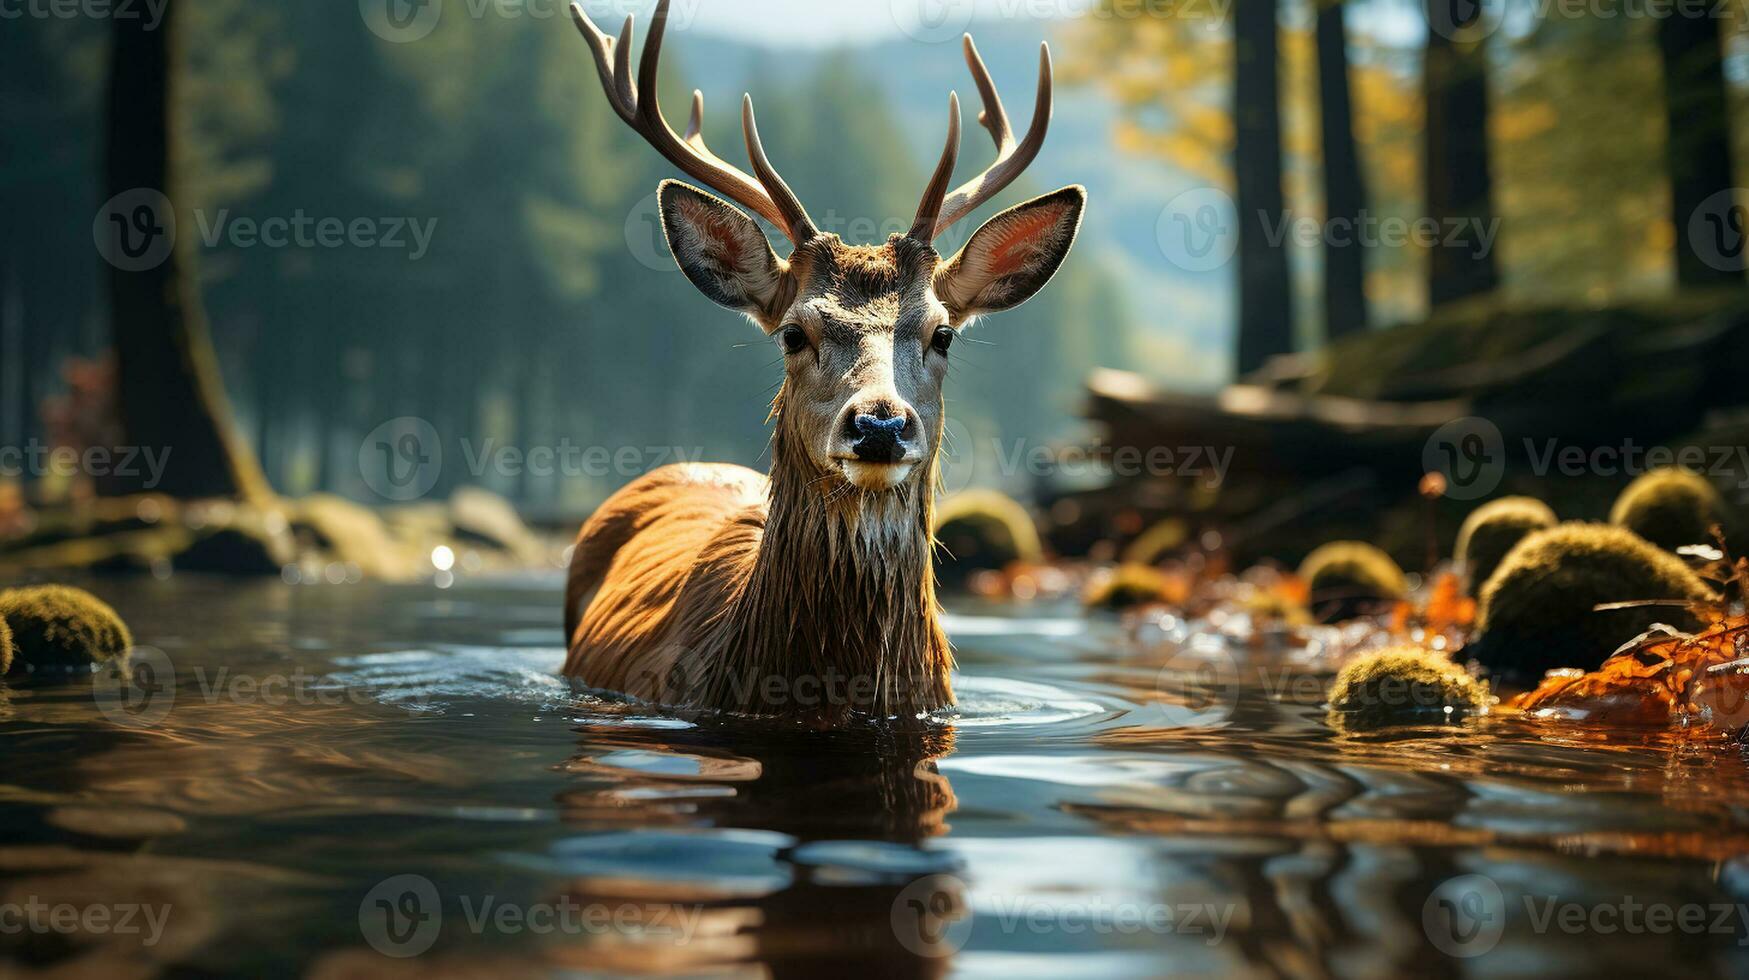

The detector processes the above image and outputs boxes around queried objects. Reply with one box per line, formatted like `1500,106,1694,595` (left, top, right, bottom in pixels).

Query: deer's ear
659,180,788,320
934,186,1086,324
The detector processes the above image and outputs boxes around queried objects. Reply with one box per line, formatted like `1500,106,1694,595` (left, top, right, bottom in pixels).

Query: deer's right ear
659,180,788,324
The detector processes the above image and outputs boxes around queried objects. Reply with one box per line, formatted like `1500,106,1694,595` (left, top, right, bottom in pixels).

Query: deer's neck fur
707,407,954,719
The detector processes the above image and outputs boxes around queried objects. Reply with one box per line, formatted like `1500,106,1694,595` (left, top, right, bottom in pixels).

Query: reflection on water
3,577,1749,976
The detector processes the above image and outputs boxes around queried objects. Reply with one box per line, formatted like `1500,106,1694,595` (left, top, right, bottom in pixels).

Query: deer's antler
912,34,1054,244
569,0,818,244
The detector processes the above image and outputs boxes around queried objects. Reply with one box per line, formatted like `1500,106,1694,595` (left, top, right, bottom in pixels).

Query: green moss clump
933,489,1045,586
1082,563,1175,611
1474,523,1717,678
1327,645,1488,731
1455,496,1558,592
0,586,133,672
0,615,12,675
1296,542,1409,621
1609,467,1728,552
1121,518,1190,566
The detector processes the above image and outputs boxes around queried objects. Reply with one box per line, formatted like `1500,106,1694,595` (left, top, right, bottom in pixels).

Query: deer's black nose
851,414,910,463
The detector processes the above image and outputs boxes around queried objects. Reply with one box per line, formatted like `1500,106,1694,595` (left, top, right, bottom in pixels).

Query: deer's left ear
934,186,1086,324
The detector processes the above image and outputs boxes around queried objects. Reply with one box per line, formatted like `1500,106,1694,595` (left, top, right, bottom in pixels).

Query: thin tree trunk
1658,6,1742,285
1233,0,1295,376
1423,1,1498,307
103,0,272,504
1316,0,1370,341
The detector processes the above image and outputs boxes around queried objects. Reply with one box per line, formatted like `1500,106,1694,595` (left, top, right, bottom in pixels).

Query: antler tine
929,39,1054,240
683,90,705,150
612,15,635,114
567,0,816,244
742,96,820,244
962,35,1012,150
569,6,634,123
909,93,962,243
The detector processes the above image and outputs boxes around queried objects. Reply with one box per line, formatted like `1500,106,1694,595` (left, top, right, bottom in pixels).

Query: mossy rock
1082,563,1174,612
1474,523,1717,678
933,490,1044,587
175,523,293,576
1609,467,1728,552
1455,496,1558,593
0,586,132,672
0,614,12,674
1122,517,1189,566
450,487,543,562
1296,541,1409,621
1327,645,1488,732
293,494,410,580
1242,589,1312,627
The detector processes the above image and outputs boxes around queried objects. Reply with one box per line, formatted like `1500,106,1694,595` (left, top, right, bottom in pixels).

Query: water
5,577,1749,977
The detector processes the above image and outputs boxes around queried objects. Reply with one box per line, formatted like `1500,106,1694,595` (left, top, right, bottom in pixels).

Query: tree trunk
1658,7,1742,285
1316,0,1370,341
1233,0,1295,376
1423,1,1499,307
102,0,272,504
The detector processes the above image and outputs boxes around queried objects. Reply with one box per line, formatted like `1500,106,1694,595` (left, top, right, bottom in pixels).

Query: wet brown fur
564,237,955,720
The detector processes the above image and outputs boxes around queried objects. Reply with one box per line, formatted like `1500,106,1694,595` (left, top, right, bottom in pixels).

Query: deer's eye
931,327,955,356
780,325,808,354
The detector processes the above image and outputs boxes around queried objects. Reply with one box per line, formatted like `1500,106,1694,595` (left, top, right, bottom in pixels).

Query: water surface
4,577,1749,976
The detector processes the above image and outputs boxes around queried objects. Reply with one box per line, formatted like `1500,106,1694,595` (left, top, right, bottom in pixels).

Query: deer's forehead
790,241,944,336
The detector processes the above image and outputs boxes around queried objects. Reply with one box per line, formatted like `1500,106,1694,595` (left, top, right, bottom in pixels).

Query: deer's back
563,463,767,696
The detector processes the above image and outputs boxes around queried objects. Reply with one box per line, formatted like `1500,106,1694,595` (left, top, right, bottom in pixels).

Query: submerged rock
1327,645,1488,731
1609,466,1729,552
1082,563,1179,611
0,585,133,672
293,494,411,580
1296,541,1408,621
1473,523,1716,678
1455,496,1557,593
449,487,543,562
175,520,294,576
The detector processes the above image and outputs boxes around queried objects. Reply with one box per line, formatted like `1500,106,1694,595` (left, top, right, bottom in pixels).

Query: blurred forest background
3,0,1748,520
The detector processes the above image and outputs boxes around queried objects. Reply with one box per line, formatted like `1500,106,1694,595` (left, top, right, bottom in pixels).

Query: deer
562,0,1085,721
